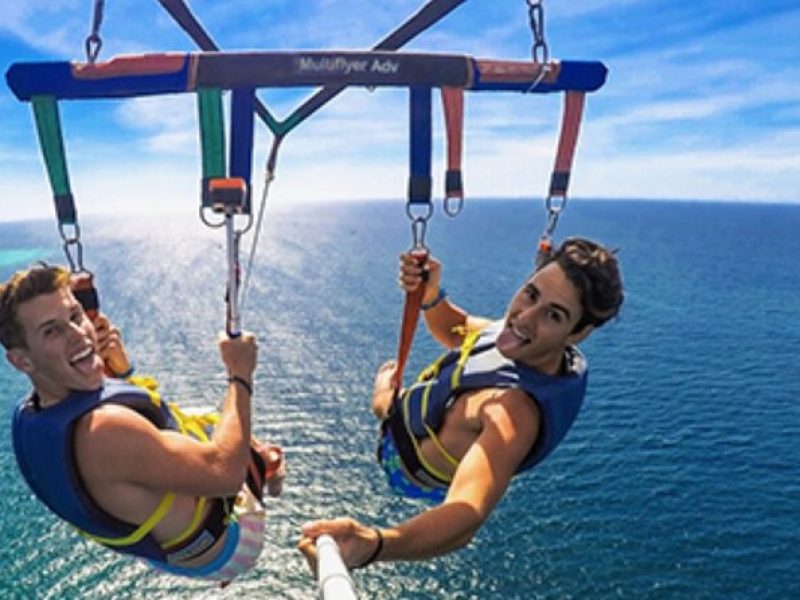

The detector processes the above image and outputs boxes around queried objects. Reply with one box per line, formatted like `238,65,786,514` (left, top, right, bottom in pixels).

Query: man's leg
372,360,398,420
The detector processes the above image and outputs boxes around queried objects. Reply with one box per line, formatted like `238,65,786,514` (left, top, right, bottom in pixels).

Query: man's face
9,287,104,403
496,262,586,372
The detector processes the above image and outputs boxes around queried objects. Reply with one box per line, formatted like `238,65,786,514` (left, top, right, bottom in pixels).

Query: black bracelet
227,376,253,396
421,287,447,311
354,528,384,569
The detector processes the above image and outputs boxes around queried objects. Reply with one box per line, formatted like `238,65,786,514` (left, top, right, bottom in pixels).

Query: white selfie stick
317,534,358,600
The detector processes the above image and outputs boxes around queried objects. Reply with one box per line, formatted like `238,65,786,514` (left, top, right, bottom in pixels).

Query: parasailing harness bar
8,0,605,339
157,0,472,317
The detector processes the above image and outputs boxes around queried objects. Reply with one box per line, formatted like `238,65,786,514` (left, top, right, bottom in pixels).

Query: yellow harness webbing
400,327,485,483
81,492,176,546
81,377,222,550
161,497,209,549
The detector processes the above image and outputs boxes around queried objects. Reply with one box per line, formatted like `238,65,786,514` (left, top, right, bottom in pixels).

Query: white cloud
115,95,194,129
114,95,197,154
0,1,84,57
578,123,800,202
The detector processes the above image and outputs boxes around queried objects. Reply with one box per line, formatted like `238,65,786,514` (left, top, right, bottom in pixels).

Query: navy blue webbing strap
229,88,255,214
408,86,432,205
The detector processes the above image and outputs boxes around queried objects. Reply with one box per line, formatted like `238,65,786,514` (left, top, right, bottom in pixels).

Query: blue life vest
385,321,587,489
11,378,182,562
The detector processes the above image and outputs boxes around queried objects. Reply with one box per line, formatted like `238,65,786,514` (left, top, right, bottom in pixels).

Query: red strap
72,53,188,79
392,251,428,390
549,91,586,196
441,87,464,199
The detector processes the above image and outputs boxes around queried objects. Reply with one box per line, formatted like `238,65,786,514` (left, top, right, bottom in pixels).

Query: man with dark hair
298,237,623,568
2,264,284,583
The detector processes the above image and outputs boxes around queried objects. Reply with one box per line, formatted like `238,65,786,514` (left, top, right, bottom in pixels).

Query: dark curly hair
538,237,624,333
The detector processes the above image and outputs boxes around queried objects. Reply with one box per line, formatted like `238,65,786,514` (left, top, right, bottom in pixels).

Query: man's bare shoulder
75,401,155,437
460,386,539,431
73,403,161,474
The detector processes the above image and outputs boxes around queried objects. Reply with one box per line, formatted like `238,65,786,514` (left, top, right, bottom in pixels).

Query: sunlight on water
1,201,799,598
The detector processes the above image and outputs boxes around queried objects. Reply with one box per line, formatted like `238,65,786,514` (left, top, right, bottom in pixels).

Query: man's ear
6,348,35,374
566,324,594,346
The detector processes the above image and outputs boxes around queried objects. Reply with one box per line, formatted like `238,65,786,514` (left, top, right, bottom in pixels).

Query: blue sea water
0,199,798,599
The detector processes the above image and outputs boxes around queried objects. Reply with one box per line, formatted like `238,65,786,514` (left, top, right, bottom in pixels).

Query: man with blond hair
2,263,283,583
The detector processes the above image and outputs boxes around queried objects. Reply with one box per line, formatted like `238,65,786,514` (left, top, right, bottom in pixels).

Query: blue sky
1,0,799,222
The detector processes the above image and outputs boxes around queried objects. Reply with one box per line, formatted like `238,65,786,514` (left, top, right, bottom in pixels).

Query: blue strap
408,86,432,205
229,88,255,214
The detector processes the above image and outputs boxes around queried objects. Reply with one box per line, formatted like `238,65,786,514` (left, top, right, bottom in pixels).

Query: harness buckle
206,177,249,214
70,271,99,320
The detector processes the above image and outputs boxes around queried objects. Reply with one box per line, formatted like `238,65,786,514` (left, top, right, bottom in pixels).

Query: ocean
0,199,798,599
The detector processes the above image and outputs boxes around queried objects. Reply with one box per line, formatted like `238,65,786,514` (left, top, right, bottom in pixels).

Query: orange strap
549,91,586,196
441,87,464,201
536,91,587,265
392,252,428,390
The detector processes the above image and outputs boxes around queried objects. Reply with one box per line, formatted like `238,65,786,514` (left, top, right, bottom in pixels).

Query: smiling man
1,264,284,584
298,237,624,569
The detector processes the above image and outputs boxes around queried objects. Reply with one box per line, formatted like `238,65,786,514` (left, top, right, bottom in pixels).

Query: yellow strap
153,406,221,547
127,375,162,406
160,496,208,549
417,351,446,382
416,323,482,384
450,328,482,390
81,377,220,550
415,378,458,469
423,424,459,470
402,386,456,483
81,492,176,547
156,405,221,546
402,325,488,483
168,403,220,443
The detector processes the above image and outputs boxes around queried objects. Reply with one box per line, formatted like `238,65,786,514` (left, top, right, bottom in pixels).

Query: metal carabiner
405,200,434,223
199,206,226,228
410,216,430,252
524,0,550,93
405,200,433,251
235,212,254,236
544,193,567,217
84,0,105,64
85,34,102,64
58,222,86,273
526,0,549,65
62,239,85,274
543,194,566,237
443,195,465,218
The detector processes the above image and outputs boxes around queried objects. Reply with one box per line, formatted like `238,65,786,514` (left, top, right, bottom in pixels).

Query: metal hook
411,216,429,252
85,35,102,64
84,0,105,63
57,222,86,273
406,201,433,251
443,196,464,217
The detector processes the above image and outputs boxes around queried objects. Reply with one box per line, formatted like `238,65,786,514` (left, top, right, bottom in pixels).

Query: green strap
197,87,226,179
31,95,75,225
